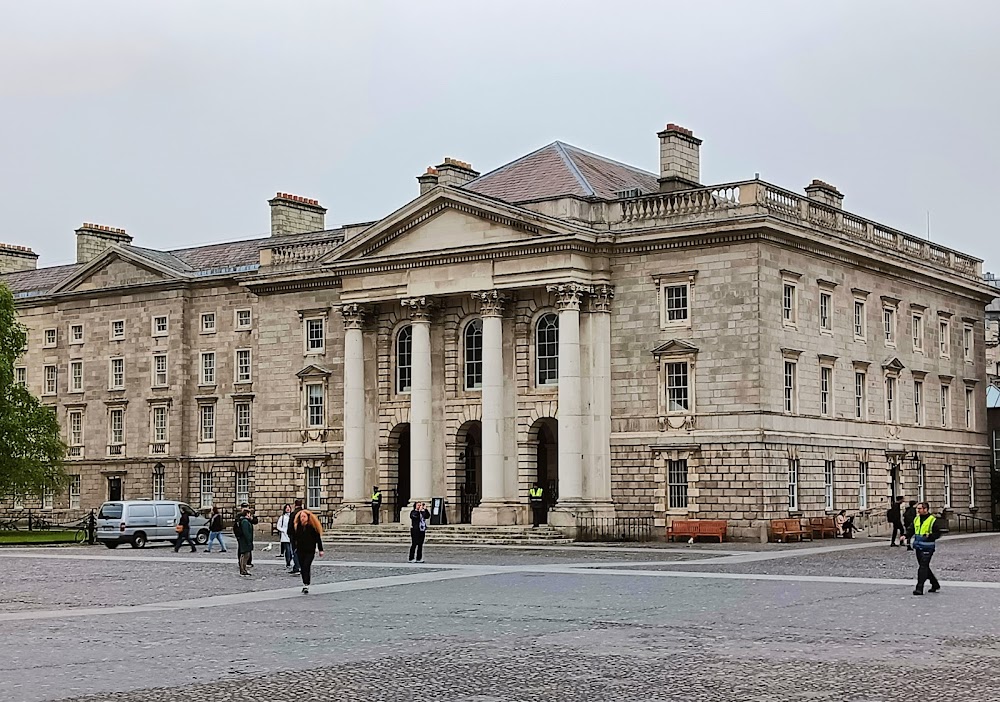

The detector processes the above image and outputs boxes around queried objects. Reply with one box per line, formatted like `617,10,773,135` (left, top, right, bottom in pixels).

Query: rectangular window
787,459,799,511
782,284,796,325
965,387,973,429
110,358,124,389
940,384,950,427
42,487,53,510
665,284,689,324
819,292,832,332
783,361,797,413
44,328,57,347
305,318,325,353
912,314,923,351
152,465,165,501
152,406,168,444
43,365,58,395
200,472,214,509
914,381,923,425
200,352,215,385
236,402,252,441
666,362,689,412
111,319,125,340
110,408,125,445
306,384,324,427
854,301,866,339
885,376,896,422
820,367,832,416
964,325,973,362
153,354,168,387
201,312,216,333
667,459,688,510
236,471,250,507
939,320,950,358
969,466,976,508
855,371,867,420
153,315,168,336
235,349,252,383
918,463,926,502
306,467,322,509
70,324,84,344
200,404,215,442
943,465,952,508
858,461,868,509
70,360,83,392
824,460,835,510
236,309,252,330
883,308,896,345
69,475,81,509
69,410,83,447
15,367,26,387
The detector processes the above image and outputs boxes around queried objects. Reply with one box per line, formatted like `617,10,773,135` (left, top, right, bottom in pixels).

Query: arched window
536,313,559,386
464,318,483,390
396,325,413,393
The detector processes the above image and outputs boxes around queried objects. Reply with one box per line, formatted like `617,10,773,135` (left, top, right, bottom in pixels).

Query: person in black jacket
887,496,905,546
172,510,197,553
204,506,227,553
371,486,382,525
287,498,303,575
287,508,324,594
409,501,431,563
240,503,259,566
902,500,918,551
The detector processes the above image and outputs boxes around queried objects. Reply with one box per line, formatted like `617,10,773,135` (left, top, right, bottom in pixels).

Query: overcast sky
2,1,998,274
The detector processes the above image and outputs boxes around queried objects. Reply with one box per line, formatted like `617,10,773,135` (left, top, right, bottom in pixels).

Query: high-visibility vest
371,491,381,502
529,487,543,499
913,514,936,536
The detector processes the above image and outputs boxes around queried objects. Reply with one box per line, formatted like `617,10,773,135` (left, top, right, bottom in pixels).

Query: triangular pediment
651,339,699,356
882,357,905,372
51,246,187,294
296,364,332,379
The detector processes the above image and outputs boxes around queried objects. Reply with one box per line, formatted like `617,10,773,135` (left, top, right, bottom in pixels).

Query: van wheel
131,532,148,549
103,542,119,549
195,529,209,545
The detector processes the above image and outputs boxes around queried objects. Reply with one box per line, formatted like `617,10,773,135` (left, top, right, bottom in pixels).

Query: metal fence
576,516,655,542
943,512,999,534
0,509,96,544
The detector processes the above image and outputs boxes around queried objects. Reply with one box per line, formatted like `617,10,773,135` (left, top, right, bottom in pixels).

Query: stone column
336,303,368,524
402,297,434,503
471,291,517,525
588,285,615,515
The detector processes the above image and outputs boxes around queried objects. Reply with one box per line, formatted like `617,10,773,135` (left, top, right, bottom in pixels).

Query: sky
1,0,998,274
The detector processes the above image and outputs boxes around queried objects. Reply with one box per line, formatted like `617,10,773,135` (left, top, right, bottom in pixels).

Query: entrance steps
324,523,574,546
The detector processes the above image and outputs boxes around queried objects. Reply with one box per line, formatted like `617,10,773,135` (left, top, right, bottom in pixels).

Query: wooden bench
809,516,837,539
770,518,812,542
666,519,728,543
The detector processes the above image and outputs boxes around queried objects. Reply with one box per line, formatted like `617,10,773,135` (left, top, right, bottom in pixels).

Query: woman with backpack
408,501,431,563
288,508,324,594
204,506,227,553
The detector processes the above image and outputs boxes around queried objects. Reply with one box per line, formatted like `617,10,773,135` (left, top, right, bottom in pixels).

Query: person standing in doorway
529,483,546,528
234,508,255,577
887,496,905,546
173,509,197,553
902,500,918,551
288,507,324,594
276,504,293,569
371,487,382,525
409,501,431,563
240,503,259,568
907,502,942,595
205,506,227,553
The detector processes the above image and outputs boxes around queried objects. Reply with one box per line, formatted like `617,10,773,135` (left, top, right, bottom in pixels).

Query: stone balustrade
617,180,982,278
262,240,339,266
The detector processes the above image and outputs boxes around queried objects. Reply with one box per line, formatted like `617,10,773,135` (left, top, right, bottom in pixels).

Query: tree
0,282,67,500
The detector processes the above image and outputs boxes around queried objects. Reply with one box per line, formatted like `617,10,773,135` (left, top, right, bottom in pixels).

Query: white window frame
200,352,216,386
912,313,924,352
69,475,81,510
14,366,26,387
787,458,799,511
110,319,125,340
463,318,483,391
535,313,560,387
940,383,950,427
918,463,926,502
152,354,168,387
969,465,976,508
939,319,950,359
781,282,798,327
152,315,169,337
201,312,217,334
304,317,325,354
306,466,322,509
68,410,84,448
109,407,125,446
43,328,57,348
396,324,413,394
854,299,867,341
854,369,867,420
667,459,689,510
235,348,252,383
42,487,54,510
884,375,897,423
200,471,214,509
654,272,696,330
235,401,252,441
69,360,83,393
152,464,166,501
152,405,168,444
883,306,896,347
820,365,833,417
819,291,833,333
236,471,250,507
913,380,924,426
666,361,691,413
199,403,216,442
943,464,952,508
69,323,84,345
858,461,868,509
965,386,974,429
235,308,253,331
783,360,797,414
963,324,974,363
306,383,325,428
109,357,125,390
43,364,58,396
824,460,835,510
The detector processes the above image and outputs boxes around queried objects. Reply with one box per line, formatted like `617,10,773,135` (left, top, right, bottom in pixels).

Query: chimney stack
417,166,439,196
804,179,844,209
0,243,39,274
76,223,132,264
435,158,479,188
657,123,702,192
269,192,327,236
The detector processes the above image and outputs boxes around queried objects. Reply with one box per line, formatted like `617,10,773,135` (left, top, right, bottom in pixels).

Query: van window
179,504,196,517
129,505,156,519
155,504,175,518
98,503,123,519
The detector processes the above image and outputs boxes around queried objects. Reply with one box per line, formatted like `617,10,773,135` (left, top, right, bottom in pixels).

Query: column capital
339,303,367,330
589,284,615,314
547,283,593,311
400,297,436,322
471,290,510,317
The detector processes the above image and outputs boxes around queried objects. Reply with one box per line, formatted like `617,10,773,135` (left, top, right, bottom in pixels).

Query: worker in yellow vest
371,487,382,525
529,483,546,528
906,501,942,595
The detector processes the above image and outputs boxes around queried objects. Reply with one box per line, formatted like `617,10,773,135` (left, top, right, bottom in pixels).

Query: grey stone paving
0,534,996,702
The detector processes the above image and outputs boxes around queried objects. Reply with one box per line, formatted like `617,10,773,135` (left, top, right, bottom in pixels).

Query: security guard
907,501,942,595
371,486,382,525
529,483,546,528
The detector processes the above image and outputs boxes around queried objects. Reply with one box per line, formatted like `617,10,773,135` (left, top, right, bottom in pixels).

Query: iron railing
943,512,999,534
0,509,95,544
576,516,655,543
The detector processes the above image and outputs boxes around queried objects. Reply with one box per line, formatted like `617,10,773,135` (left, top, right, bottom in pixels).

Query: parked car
96,500,210,549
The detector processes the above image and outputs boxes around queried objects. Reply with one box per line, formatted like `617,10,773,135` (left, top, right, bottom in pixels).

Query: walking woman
172,509,197,553
288,508,324,594
409,501,431,563
276,503,293,569
205,506,227,553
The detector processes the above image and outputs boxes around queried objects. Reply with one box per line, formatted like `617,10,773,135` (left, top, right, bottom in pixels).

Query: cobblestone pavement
0,534,997,701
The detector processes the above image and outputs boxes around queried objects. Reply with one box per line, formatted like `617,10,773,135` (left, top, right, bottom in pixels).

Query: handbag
174,524,184,533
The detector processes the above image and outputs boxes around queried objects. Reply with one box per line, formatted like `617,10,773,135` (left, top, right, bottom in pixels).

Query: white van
96,500,210,549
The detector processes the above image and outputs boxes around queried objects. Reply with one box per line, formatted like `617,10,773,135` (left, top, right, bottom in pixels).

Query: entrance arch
456,420,482,523
529,417,559,508
388,423,411,522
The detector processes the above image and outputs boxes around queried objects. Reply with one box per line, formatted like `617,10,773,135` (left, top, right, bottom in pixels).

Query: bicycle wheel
74,528,87,544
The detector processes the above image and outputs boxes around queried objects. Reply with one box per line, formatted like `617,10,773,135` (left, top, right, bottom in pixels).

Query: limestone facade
3,127,998,538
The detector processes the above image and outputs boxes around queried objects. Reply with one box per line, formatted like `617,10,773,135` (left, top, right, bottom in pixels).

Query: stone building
3,124,998,539
985,275,999,381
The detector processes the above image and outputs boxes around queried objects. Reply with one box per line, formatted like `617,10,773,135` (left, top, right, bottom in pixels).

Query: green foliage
0,283,67,499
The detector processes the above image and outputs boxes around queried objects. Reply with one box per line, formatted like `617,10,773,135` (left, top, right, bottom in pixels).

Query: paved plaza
0,534,998,701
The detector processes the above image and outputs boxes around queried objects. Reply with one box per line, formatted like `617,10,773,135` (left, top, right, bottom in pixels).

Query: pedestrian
371,486,382,525
172,509,197,553
276,503,293,569
287,498,303,575
287,507,324,594
204,506,227,553
902,500,918,551
835,510,847,537
529,483,546,527
234,508,255,577
887,496,905,546
409,501,431,563
240,503,259,567
907,501,942,595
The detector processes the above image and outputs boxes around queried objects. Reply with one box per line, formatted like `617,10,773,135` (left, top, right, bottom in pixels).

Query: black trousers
299,549,315,586
173,528,196,551
890,521,905,543
915,548,939,590
409,530,426,561
531,505,545,527
372,504,380,525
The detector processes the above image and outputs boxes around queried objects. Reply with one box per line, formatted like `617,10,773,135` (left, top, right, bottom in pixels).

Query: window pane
307,384,324,427
667,459,688,509
306,467,322,509
464,319,483,390
536,314,559,386
395,326,413,393
200,404,215,441
306,319,325,351
236,403,252,440
666,362,689,411
666,285,688,322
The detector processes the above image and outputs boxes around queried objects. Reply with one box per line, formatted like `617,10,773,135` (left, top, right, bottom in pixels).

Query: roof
463,141,659,203
1,263,80,295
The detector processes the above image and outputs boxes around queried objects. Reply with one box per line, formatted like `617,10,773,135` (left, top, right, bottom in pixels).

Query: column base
471,502,520,526
333,502,372,525
547,501,617,533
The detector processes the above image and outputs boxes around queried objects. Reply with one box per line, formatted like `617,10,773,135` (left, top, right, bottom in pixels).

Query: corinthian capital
400,296,435,322
589,284,615,313
547,283,593,311
471,290,510,317
340,303,367,330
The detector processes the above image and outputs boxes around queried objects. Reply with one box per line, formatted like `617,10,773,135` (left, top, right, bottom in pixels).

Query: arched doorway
388,423,411,522
457,421,482,523
530,418,559,510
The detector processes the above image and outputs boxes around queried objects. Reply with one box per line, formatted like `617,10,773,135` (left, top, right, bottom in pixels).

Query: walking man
907,502,942,595
172,509,197,553
887,496,905,546
371,486,382,525
234,508,255,577
529,483,546,528
205,506,227,553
